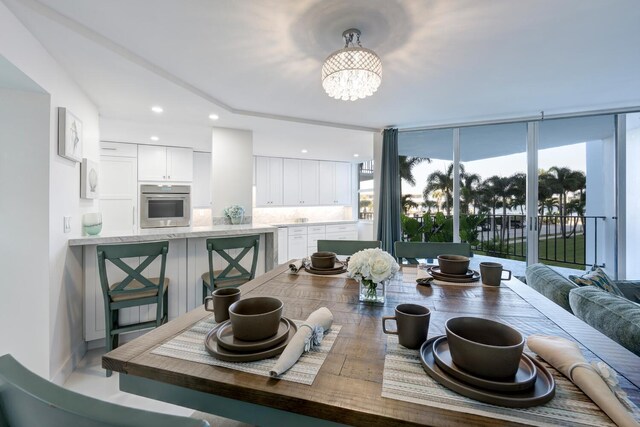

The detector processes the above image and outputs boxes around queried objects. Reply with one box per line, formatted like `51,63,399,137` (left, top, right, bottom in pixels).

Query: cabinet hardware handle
102,147,117,151
163,176,166,179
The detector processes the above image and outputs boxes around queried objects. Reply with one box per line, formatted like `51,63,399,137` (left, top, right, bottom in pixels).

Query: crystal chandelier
322,29,382,101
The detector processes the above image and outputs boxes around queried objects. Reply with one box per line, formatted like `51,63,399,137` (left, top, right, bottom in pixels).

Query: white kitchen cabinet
277,228,288,264
138,145,193,182
307,225,326,256
192,152,212,207
100,141,137,157
318,161,352,205
255,156,283,206
99,155,138,232
325,223,358,240
288,233,308,260
283,159,319,206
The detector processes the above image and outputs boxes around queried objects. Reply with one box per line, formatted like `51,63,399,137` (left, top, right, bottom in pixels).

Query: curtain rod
397,106,640,133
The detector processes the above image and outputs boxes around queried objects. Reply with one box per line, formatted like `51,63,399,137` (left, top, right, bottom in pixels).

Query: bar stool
201,235,260,303
97,240,170,376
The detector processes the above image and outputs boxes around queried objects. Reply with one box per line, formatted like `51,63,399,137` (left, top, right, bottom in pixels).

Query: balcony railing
405,213,608,269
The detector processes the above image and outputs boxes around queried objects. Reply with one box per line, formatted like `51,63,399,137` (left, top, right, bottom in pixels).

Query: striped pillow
569,268,625,297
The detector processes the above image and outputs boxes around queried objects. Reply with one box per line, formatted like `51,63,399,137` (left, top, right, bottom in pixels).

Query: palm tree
461,172,481,214
509,173,527,214
401,194,419,214
399,156,430,186
423,163,466,216
482,175,514,241
548,167,582,237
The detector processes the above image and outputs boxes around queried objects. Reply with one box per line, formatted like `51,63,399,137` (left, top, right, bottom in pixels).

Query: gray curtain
376,128,402,256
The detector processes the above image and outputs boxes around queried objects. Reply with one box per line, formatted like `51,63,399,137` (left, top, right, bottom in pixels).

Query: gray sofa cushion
525,263,578,312
569,286,640,356
614,280,640,303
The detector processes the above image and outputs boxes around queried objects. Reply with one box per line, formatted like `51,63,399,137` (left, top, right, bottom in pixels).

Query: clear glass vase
359,278,386,304
229,215,244,225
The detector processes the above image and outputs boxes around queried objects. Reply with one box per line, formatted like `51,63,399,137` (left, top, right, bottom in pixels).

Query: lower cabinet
282,223,359,260
288,234,308,260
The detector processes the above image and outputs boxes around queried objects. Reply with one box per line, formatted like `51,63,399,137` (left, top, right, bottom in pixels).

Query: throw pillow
569,268,625,297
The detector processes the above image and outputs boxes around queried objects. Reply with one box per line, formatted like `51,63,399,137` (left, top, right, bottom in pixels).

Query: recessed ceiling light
301,149,308,153
151,106,163,113
150,136,159,141
353,153,360,157
208,113,219,120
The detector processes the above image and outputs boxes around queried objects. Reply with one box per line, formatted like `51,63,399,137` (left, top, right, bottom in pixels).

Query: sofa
525,263,640,356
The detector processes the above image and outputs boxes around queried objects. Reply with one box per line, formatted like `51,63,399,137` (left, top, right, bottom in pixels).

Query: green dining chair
394,241,472,265
0,354,209,427
97,241,170,376
316,239,381,256
201,235,260,303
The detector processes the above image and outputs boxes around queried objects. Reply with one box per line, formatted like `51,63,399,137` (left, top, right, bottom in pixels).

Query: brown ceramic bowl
228,297,284,341
310,251,337,269
437,255,470,275
445,316,524,379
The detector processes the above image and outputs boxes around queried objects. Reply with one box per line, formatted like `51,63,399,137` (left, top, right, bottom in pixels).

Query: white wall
211,127,253,220
0,2,100,383
0,87,51,378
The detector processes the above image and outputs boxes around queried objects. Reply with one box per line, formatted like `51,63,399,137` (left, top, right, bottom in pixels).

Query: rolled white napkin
269,307,333,377
528,334,640,427
416,268,433,285
288,259,304,274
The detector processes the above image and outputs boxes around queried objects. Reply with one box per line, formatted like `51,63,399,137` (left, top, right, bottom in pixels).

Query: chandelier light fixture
322,29,382,101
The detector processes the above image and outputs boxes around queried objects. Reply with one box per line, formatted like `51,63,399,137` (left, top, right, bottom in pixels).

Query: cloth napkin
288,259,304,274
269,307,333,377
528,334,640,427
416,268,433,286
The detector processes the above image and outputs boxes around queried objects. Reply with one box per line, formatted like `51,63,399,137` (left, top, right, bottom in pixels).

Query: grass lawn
475,234,586,270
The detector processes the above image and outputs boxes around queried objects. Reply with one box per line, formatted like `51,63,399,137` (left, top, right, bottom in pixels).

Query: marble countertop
68,224,277,246
270,220,358,227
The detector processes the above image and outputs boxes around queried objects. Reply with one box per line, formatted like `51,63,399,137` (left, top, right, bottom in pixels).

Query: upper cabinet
318,161,352,205
283,159,319,206
256,156,352,207
138,145,193,182
255,156,283,206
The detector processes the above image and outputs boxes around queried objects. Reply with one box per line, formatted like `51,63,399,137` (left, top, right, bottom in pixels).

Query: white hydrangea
347,248,399,283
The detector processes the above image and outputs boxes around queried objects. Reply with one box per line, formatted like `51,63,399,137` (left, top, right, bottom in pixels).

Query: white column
615,115,626,279
452,129,461,243
526,122,539,265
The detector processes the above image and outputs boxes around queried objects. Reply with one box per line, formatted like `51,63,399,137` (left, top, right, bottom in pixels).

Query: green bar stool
97,240,170,376
316,239,381,256
394,241,472,265
201,235,260,303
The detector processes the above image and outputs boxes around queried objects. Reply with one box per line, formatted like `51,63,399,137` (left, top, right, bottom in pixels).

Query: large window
358,161,374,220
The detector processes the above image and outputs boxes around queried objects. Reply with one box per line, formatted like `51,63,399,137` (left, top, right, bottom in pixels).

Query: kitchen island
69,224,277,342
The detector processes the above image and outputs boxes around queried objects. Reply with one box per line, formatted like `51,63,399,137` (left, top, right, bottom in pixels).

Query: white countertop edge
270,220,359,227
68,224,277,246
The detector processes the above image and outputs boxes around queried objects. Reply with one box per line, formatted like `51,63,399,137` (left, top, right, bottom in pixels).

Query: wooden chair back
394,241,472,264
316,240,382,256
205,235,260,288
97,241,169,302
0,354,208,427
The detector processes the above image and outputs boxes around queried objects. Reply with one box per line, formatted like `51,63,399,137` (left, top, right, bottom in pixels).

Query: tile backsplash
253,206,352,224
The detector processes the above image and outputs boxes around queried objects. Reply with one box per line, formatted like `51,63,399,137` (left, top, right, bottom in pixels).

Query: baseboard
87,329,149,351
51,340,87,386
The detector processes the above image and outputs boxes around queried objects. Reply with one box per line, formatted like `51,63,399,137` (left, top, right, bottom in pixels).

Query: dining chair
0,354,208,427
201,235,260,303
97,240,170,376
316,239,381,256
394,241,472,264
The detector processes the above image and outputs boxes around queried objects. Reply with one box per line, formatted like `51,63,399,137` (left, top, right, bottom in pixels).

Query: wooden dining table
103,264,640,426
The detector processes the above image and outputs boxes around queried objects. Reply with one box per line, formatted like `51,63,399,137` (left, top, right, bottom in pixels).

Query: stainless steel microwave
140,184,191,228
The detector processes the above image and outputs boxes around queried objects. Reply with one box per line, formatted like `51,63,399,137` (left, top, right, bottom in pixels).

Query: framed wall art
81,158,99,199
58,107,83,162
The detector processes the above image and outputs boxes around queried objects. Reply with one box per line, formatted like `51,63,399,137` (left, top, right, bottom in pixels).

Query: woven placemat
151,315,341,385
382,335,614,426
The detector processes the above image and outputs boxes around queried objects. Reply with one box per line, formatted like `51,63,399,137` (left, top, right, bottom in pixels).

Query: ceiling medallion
321,29,382,101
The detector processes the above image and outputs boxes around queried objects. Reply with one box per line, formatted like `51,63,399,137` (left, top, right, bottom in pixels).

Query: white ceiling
3,0,640,158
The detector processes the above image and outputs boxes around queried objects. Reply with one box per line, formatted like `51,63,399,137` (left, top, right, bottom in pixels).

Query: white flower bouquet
224,205,245,224
347,248,399,303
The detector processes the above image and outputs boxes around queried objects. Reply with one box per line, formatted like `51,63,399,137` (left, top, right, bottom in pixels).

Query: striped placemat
151,315,341,385
382,335,614,426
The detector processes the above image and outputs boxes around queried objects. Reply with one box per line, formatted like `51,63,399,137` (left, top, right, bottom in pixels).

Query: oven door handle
142,194,189,199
